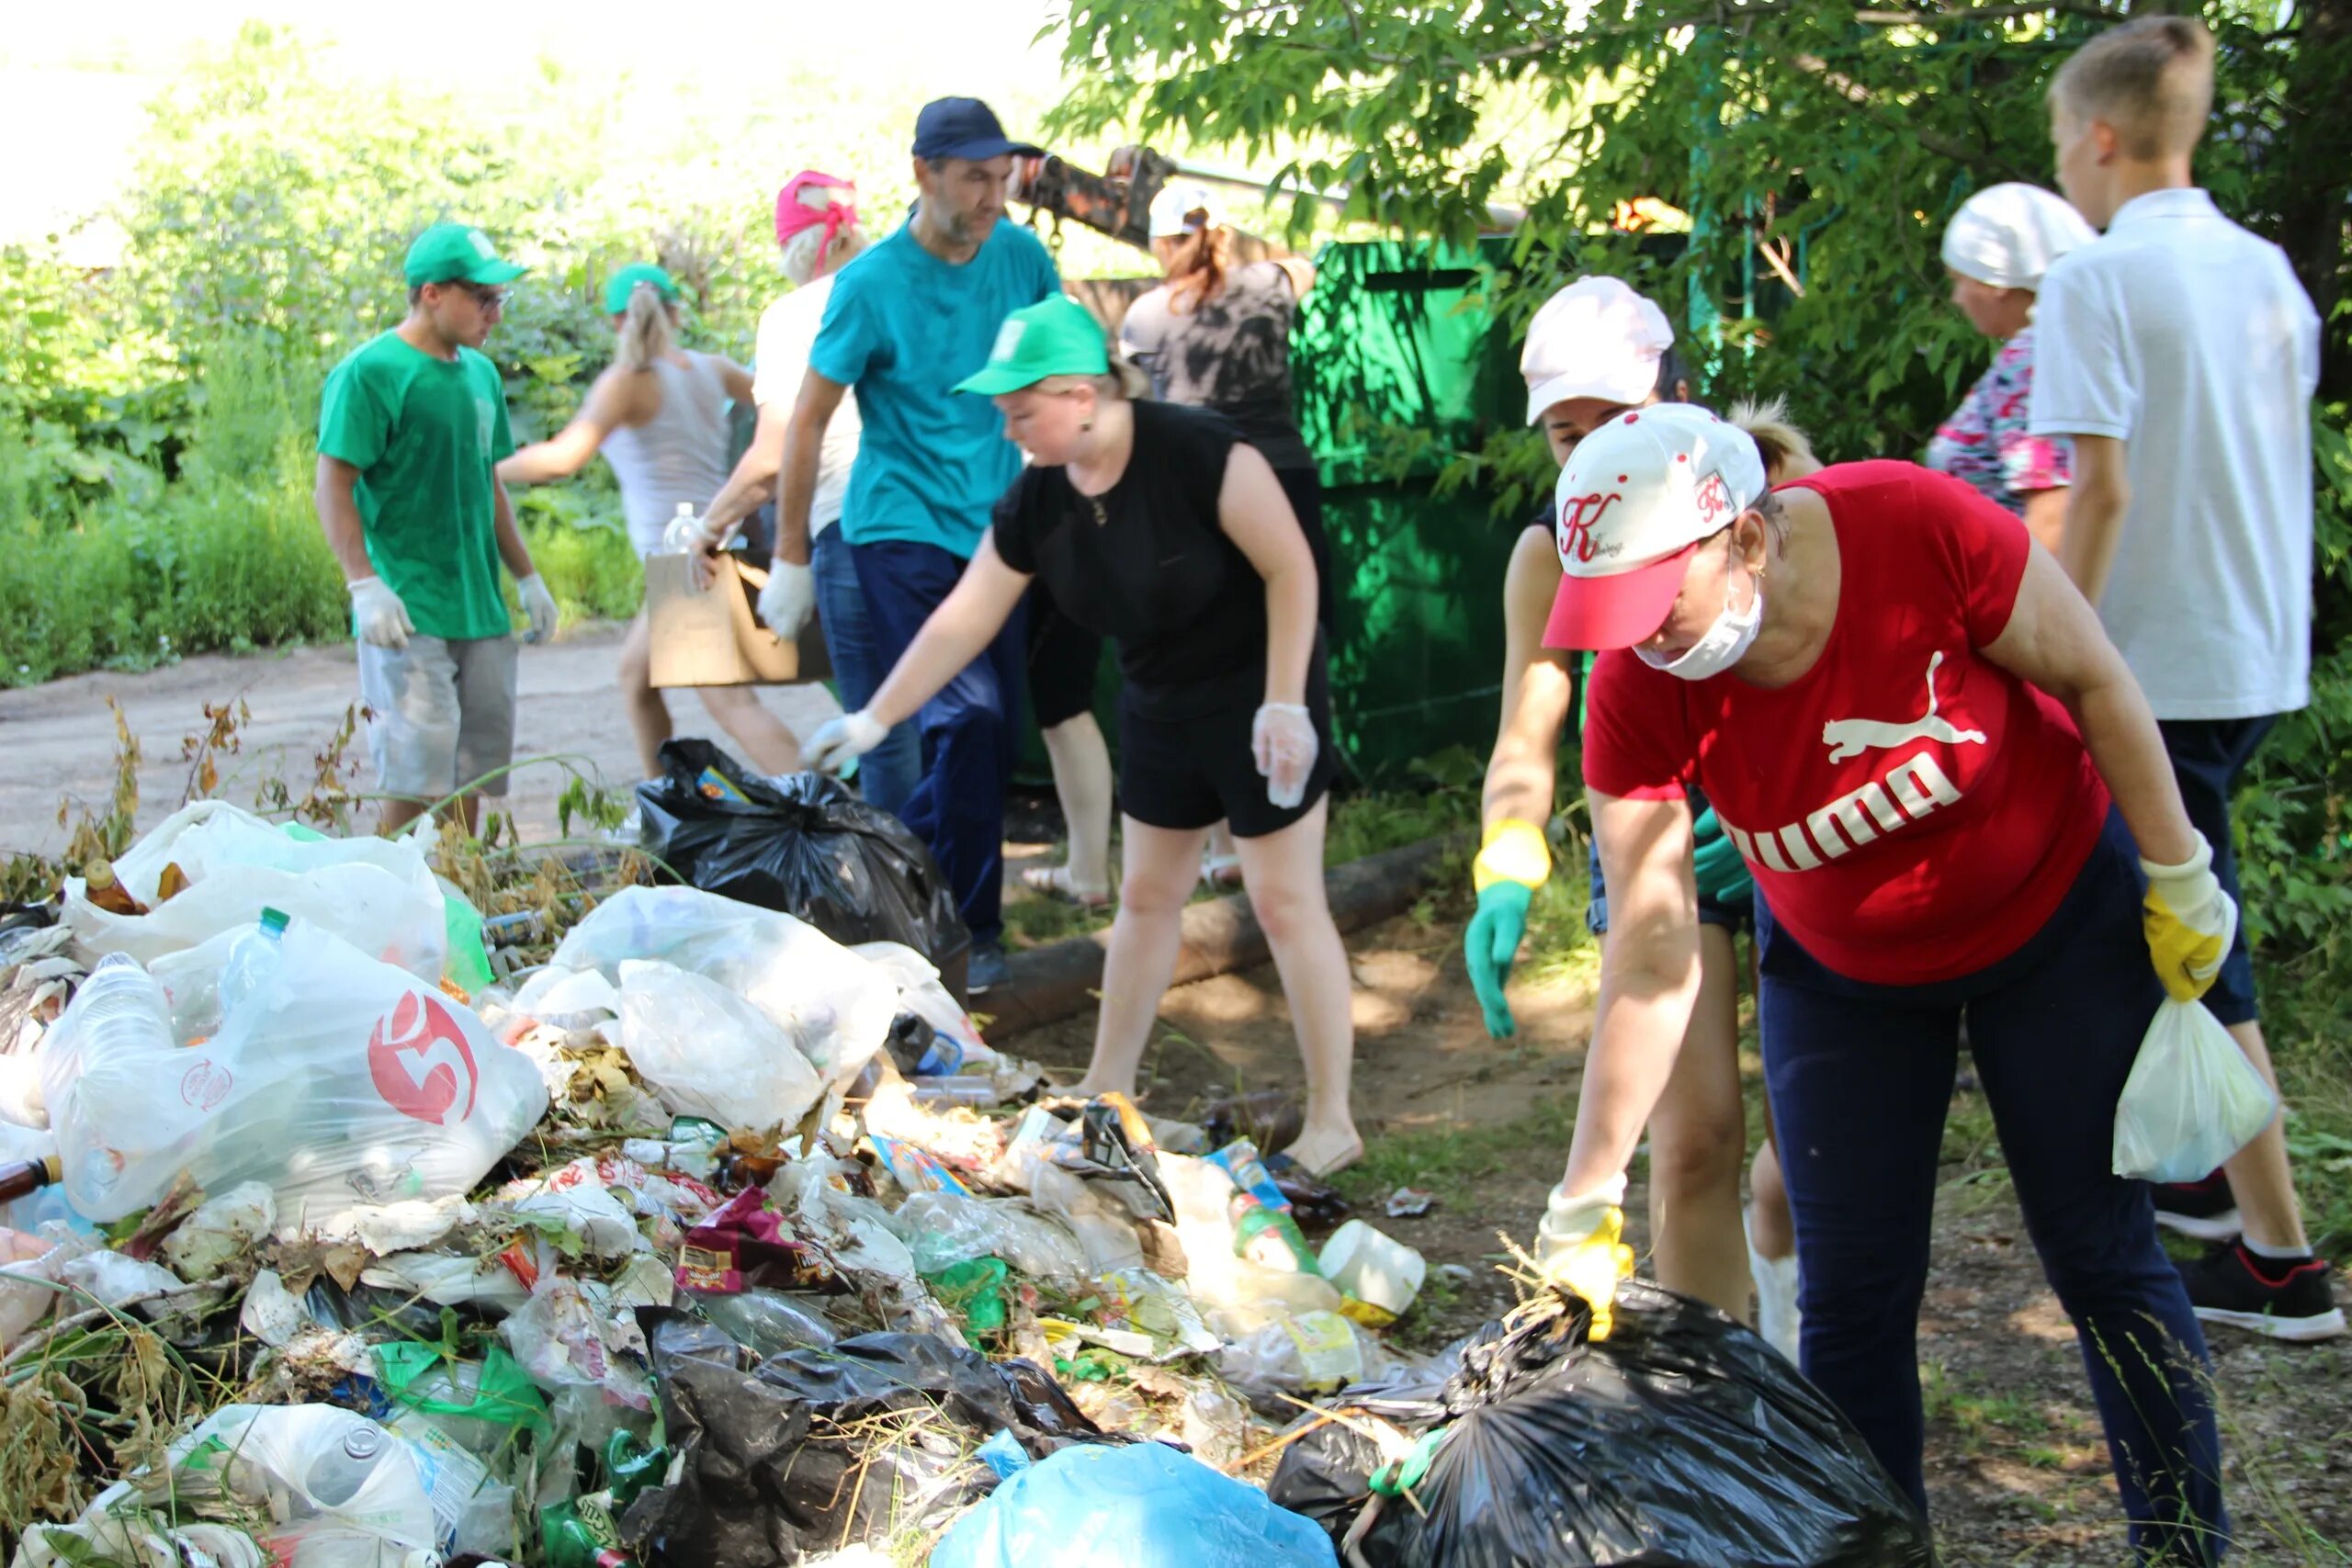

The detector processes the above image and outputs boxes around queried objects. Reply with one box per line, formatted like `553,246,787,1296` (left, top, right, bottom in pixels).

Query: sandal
1201,852,1245,893
1021,864,1114,909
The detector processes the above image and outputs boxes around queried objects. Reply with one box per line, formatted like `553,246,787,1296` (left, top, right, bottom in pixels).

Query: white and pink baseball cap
1544,403,1770,650
1520,277,1676,425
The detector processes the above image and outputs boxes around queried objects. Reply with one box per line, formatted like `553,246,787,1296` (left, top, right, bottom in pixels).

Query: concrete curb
983,832,1467,1038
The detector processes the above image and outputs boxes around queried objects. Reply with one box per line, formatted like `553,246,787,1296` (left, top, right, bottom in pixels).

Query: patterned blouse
1925,326,2073,516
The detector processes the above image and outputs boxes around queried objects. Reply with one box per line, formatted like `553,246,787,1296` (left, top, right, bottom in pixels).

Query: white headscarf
1940,183,2098,292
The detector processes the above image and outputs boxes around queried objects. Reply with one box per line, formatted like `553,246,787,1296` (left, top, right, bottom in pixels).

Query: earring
1080,419,1093,432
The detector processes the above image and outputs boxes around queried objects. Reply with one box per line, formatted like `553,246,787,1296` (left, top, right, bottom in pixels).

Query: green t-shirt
318,333,516,640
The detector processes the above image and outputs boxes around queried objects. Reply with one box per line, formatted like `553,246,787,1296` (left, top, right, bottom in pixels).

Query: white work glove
1531,1174,1635,1341
756,558,817,639
517,574,560,645
348,576,414,650
806,708,889,778
2141,833,2239,1003
1251,702,1317,810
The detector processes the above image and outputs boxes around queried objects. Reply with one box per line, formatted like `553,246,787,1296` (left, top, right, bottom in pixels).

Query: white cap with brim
1521,276,1676,426
1941,183,2097,292
1543,403,1770,650
1148,182,1221,241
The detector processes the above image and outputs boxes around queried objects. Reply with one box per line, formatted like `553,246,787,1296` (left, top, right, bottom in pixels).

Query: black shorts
1117,664,1338,840
1025,587,1105,730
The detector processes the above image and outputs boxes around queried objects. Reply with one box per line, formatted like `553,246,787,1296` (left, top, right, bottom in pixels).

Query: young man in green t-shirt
315,222,560,835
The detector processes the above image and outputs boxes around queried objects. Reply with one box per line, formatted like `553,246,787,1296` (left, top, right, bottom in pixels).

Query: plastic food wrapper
931,1439,1339,1568
616,958,825,1132
895,1190,1091,1291
692,1288,841,1357
2113,997,2280,1183
1268,1281,1934,1566
636,741,973,997
623,1309,1117,1563
673,1186,843,1296
40,926,547,1225
549,885,899,1086
501,1278,655,1411
61,801,451,984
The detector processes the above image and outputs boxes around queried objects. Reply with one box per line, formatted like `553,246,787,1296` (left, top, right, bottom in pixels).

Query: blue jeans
1757,808,2224,1562
849,536,1025,950
810,525,920,819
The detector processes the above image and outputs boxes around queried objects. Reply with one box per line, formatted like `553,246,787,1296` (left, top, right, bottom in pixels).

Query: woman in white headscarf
1926,183,2098,549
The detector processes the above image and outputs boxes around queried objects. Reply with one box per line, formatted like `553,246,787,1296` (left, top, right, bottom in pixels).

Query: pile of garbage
0,793,1928,1567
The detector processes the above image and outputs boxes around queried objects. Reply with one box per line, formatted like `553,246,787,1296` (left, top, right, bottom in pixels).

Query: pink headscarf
775,171,858,276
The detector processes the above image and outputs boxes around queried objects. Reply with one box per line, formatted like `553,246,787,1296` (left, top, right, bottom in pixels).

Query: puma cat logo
1820,651,1987,764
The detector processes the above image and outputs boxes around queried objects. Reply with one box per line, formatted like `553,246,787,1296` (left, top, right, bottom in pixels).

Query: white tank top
602,354,731,555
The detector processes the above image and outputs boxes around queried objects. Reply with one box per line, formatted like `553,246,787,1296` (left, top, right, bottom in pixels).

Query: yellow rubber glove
1532,1178,1635,1340
2142,834,2238,1003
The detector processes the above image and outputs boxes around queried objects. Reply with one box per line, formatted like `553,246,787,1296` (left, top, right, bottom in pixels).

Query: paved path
0,626,842,861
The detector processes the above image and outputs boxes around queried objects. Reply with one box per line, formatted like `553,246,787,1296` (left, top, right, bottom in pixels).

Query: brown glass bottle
0,1155,62,1205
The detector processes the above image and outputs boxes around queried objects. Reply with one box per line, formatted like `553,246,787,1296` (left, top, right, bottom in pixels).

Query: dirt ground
1001,909,2352,1564
0,626,840,859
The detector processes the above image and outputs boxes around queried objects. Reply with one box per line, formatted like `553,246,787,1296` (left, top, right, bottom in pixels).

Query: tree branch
1853,1,2122,22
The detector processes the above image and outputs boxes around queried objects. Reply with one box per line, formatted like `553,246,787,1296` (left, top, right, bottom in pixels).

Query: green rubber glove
1690,808,1754,906
1465,881,1532,1039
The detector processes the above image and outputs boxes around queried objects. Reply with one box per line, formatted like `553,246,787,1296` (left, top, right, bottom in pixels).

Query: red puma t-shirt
1581,460,2110,986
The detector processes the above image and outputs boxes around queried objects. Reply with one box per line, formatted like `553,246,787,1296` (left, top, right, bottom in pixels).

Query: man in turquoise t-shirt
752,97,1061,992
315,221,560,835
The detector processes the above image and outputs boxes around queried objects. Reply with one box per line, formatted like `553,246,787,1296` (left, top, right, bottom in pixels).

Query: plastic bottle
45,955,187,1214
83,858,144,917
219,907,290,1016
658,502,701,555
305,1419,390,1507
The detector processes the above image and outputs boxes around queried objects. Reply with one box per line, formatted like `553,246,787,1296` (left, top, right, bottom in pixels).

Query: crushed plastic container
1317,1220,1425,1325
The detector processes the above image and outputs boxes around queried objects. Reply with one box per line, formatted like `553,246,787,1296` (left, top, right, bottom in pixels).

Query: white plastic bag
144,1403,437,1567
552,886,898,1084
62,801,448,983
41,925,547,1225
2113,998,2279,1183
616,959,823,1132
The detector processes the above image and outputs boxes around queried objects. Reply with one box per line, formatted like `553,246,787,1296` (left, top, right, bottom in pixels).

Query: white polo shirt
2030,187,2320,720
752,273,863,537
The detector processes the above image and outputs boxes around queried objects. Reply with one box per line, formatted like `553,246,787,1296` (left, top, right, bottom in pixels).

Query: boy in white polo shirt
2031,15,2340,1341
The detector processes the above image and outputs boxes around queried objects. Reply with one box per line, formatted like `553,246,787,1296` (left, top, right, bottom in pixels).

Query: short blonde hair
2048,16,2215,159
1727,396,1821,483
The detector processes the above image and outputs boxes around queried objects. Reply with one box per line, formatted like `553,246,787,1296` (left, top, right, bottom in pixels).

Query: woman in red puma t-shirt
1527,405,2235,1558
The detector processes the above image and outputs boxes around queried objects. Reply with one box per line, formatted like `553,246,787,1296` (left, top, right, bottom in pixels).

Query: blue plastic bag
930,1440,1336,1568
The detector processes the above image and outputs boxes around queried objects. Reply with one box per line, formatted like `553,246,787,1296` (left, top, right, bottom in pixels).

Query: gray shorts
356,634,519,800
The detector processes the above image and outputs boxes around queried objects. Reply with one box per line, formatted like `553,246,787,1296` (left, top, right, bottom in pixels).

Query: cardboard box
646,553,829,689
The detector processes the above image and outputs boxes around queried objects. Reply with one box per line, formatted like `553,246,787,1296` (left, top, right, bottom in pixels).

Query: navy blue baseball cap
911,97,1044,162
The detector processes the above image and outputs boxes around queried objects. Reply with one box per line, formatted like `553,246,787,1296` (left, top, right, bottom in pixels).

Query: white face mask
1635,547,1763,681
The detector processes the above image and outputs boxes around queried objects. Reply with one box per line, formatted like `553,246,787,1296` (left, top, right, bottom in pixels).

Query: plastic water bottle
659,502,702,555
304,1419,390,1507
219,907,290,1017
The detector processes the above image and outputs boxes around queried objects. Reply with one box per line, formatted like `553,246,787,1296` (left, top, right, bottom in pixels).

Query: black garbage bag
622,1311,1117,1564
636,739,971,999
1269,1281,1935,1567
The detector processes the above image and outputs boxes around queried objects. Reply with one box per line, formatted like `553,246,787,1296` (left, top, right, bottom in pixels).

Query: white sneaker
1747,1206,1803,1364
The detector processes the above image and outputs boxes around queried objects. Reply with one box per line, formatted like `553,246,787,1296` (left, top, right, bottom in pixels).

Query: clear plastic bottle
302,1417,389,1507
219,907,290,1017
658,502,702,555
43,955,186,1213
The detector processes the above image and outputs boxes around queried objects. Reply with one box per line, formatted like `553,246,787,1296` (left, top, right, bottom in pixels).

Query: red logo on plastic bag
367,992,481,1126
179,1059,233,1111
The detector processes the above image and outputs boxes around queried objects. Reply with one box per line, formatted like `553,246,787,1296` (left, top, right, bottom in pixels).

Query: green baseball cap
602,263,681,316
953,295,1107,396
402,222,527,288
